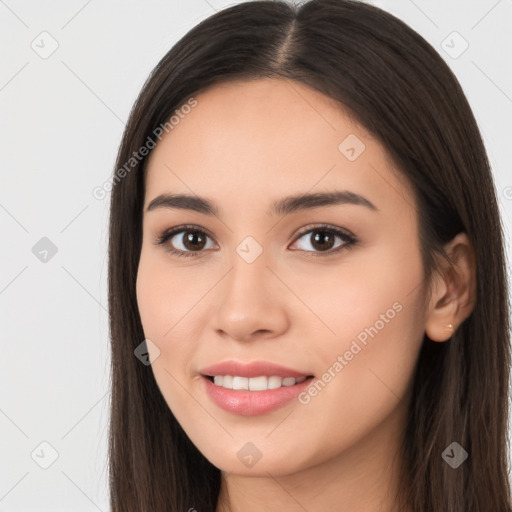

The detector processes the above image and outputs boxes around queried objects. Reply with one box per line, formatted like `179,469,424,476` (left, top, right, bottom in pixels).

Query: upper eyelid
293,223,354,239
161,224,217,244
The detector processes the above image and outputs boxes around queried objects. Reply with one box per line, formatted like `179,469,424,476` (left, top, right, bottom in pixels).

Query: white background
1,0,511,510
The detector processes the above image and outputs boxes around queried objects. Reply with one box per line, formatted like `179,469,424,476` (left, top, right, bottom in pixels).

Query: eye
154,224,216,258
289,224,357,257
154,223,358,258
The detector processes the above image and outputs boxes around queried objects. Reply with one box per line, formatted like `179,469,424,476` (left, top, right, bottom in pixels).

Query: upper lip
200,360,313,379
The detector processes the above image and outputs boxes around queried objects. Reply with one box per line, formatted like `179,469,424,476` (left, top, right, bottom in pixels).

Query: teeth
232,376,249,390
249,376,267,391
267,376,281,389
211,375,308,391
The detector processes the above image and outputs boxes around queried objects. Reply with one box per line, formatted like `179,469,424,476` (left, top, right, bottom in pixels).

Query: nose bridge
222,242,271,310
212,241,288,340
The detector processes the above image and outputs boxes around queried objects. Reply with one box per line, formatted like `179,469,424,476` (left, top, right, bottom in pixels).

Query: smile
201,374,315,416
209,375,308,391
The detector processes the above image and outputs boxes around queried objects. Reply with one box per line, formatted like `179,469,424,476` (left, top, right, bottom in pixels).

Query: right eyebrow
146,193,218,215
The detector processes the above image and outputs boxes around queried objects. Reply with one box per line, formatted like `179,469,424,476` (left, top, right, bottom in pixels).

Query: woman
107,0,512,510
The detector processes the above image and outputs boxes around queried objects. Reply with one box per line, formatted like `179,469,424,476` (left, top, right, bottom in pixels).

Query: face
136,78,428,477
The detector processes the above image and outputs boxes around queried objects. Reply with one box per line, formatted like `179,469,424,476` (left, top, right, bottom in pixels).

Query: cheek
295,303,422,464
135,252,201,414
136,248,203,343
286,282,424,472
135,252,195,395
136,255,169,344
136,247,221,378
292,242,425,408
290,238,424,350
319,254,423,385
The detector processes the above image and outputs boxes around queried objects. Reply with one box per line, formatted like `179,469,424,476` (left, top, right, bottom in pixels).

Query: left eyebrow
269,191,378,216
145,190,378,216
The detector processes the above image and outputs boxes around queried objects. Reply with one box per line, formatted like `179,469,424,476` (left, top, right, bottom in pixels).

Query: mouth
200,372,315,415
198,360,316,415
203,374,315,391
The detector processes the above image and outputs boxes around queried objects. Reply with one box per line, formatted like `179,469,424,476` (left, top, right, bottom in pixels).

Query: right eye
155,225,217,258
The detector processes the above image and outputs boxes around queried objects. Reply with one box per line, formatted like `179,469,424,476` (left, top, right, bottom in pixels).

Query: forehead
144,78,416,220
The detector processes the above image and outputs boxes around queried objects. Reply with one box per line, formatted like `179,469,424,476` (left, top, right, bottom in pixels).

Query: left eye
289,226,356,256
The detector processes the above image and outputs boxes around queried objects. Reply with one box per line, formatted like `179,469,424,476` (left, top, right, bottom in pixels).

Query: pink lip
199,360,312,379
201,375,314,416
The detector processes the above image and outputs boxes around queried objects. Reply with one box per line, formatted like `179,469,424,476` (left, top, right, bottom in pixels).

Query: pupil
312,231,334,251
184,231,206,250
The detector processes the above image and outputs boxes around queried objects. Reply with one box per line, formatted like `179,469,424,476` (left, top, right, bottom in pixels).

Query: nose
211,253,290,343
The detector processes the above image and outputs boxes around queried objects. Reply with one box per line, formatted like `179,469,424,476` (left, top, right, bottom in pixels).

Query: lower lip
201,375,314,416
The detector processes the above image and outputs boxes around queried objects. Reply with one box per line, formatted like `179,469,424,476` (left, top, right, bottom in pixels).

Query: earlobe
425,320,455,342
424,232,477,343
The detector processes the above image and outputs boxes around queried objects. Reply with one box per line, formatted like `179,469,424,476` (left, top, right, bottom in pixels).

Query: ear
424,232,477,342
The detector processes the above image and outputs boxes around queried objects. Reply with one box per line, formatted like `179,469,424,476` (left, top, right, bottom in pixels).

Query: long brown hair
107,1,512,510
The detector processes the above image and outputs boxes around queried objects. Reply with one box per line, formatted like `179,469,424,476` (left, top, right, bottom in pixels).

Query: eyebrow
146,190,378,216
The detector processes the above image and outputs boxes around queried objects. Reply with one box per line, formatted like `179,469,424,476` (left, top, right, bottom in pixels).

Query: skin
136,78,476,512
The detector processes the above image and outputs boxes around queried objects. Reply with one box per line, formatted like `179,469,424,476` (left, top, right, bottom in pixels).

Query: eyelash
154,223,358,259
